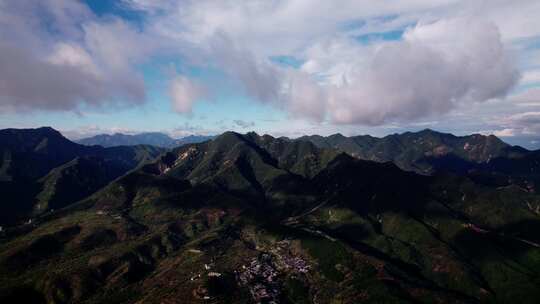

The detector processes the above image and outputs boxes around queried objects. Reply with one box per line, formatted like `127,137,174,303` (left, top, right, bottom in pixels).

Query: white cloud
82,18,159,70
493,128,516,137
3,0,540,137
148,12,519,125
476,0,540,41
169,76,207,114
492,111,540,137
0,1,150,113
47,42,100,76
130,1,521,126
282,71,327,122
509,88,540,106
288,17,519,125
138,0,465,58
521,70,540,85
208,34,282,103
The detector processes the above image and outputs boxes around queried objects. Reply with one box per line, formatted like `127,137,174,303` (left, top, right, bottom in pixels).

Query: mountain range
76,132,214,148
1,127,540,303
0,127,165,225
301,130,539,192
300,129,524,172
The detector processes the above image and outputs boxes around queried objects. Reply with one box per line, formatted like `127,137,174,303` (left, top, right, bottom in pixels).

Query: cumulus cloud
206,34,282,104
0,0,150,113
1,0,535,134
169,76,207,114
477,0,540,41
169,2,534,127
253,17,518,125
493,128,516,137
282,71,327,122
491,111,540,138
47,43,100,76
508,112,540,130
318,18,520,125
137,0,524,56
146,6,519,125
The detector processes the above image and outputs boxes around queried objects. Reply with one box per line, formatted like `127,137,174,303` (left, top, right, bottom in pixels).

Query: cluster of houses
271,240,310,274
235,242,311,304
236,254,280,304
189,240,311,303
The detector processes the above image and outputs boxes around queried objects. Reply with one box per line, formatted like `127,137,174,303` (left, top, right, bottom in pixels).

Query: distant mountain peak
2,126,62,136
214,131,243,141
419,128,437,133
298,128,522,174
37,126,58,132
245,131,260,136
328,133,346,138
77,132,214,148
0,126,74,151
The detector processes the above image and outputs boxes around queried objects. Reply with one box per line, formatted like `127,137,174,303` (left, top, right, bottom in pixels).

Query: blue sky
1,1,540,148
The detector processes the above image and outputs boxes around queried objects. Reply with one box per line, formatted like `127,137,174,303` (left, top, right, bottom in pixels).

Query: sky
1,1,540,148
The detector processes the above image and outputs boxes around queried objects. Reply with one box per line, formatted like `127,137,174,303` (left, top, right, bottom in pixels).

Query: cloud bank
129,0,521,125
2,0,536,134
496,112,540,137
319,18,519,125
0,0,151,113
200,17,518,125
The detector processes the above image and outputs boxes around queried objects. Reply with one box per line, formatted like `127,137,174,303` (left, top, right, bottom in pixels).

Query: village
188,239,310,303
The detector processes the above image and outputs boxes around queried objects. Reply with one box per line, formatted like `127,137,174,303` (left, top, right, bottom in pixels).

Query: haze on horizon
1,0,540,148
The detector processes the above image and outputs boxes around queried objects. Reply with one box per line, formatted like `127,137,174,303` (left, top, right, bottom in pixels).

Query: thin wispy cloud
233,120,255,129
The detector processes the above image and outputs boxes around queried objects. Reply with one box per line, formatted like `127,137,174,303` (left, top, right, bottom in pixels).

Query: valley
1,128,539,303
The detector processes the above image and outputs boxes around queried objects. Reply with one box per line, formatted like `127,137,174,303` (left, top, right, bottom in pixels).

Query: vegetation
1,127,540,303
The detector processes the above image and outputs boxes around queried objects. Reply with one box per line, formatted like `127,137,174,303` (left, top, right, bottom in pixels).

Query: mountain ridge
0,127,165,225
298,128,529,172
77,132,215,148
1,127,540,303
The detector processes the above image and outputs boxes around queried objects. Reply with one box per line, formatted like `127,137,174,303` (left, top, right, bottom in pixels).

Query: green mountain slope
299,129,524,173
34,157,129,215
0,127,165,225
1,130,539,303
300,129,540,193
